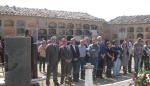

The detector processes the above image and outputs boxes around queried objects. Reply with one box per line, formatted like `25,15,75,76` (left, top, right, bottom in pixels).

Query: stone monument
84,63,94,86
5,37,31,86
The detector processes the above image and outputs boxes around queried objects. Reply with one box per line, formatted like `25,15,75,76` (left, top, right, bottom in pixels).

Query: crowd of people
37,35,150,86
0,33,150,86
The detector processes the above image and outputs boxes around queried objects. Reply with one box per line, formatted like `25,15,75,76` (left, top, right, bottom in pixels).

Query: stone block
5,37,31,86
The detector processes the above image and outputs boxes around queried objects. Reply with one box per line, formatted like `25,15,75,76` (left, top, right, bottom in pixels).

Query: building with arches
109,16,150,42
0,5,106,41
0,5,150,42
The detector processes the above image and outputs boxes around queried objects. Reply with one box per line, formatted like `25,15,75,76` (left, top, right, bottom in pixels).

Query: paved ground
0,62,134,86
36,62,134,86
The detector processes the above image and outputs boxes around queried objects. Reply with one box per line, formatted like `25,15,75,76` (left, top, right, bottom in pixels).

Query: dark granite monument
5,37,31,86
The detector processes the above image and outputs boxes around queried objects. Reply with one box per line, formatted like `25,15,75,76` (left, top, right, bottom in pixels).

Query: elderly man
59,38,73,84
78,39,87,80
46,36,60,86
96,36,106,79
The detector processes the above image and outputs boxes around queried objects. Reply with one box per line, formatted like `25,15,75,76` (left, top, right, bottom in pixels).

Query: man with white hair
96,36,106,79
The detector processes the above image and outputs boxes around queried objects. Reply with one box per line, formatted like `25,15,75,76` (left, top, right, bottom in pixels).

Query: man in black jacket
59,38,73,84
46,36,60,86
70,38,80,82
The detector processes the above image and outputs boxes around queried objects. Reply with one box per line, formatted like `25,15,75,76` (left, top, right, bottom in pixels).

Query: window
75,30,82,35
83,24,90,29
16,20,26,36
137,33,144,39
48,29,56,36
4,20,14,26
83,30,91,35
66,30,73,35
76,24,82,29
16,20,26,27
146,34,150,39
136,27,143,32
145,27,150,32
67,23,74,29
16,28,25,36
59,30,65,35
49,22,57,28
91,25,97,30
127,27,134,32
38,29,47,36
119,28,125,32
58,22,65,28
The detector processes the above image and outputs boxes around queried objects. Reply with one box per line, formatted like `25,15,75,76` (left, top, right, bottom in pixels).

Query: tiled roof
109,15,150,24
0,5,105,22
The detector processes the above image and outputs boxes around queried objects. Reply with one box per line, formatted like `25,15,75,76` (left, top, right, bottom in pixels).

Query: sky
0,0,150,21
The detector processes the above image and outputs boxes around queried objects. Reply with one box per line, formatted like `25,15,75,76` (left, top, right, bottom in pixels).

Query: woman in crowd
112,40,122,77
38,40,46,72
121,40,129,74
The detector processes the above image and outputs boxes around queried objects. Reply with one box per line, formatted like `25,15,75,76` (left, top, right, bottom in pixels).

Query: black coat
70,45,80,60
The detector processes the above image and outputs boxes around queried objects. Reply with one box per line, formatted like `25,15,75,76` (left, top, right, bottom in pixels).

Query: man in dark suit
46,36,60,86
70,38,80,82
59,38,73,84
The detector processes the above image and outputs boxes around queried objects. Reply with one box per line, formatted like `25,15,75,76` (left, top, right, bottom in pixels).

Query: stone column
5,37,31,86
84,63,94,86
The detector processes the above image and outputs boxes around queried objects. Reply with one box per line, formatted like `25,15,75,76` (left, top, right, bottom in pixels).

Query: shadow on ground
70,73,132,86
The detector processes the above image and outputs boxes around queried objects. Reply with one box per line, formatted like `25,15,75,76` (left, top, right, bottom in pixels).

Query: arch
4,19,14,26
137,33,144,39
